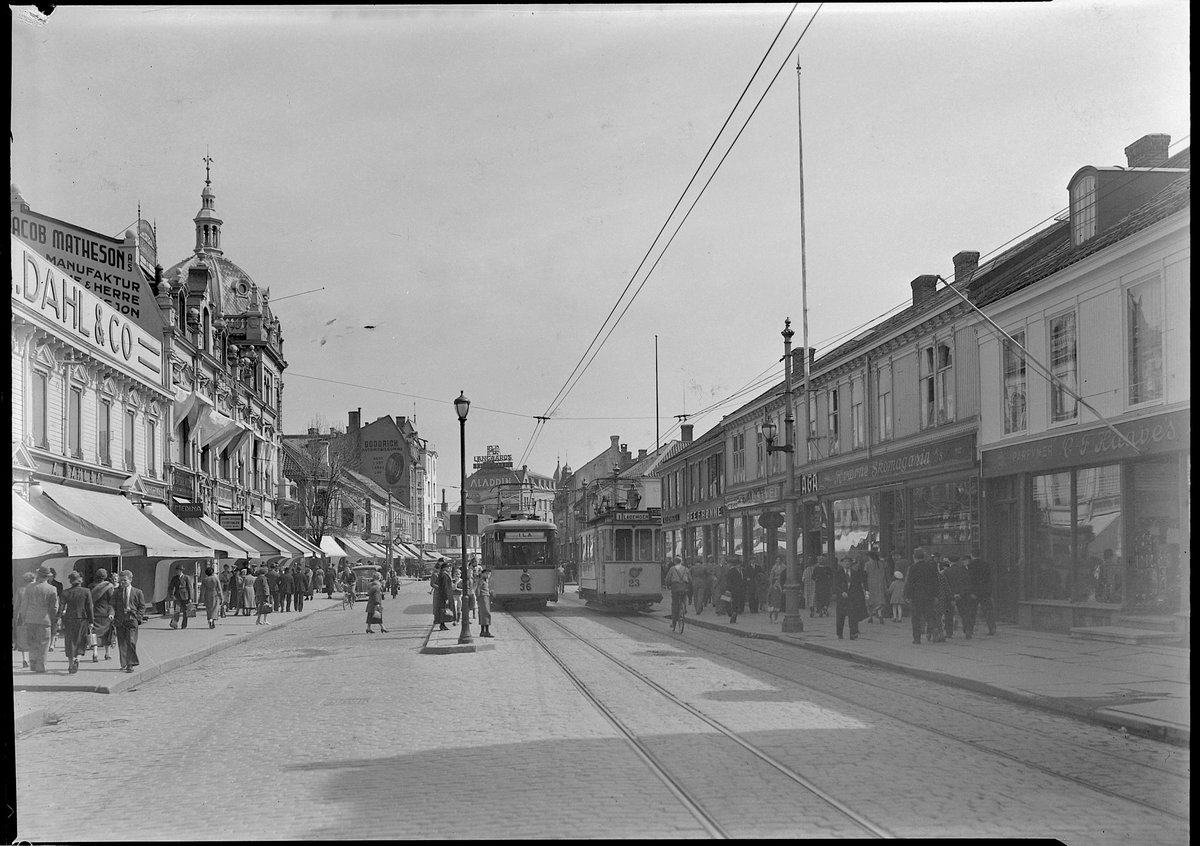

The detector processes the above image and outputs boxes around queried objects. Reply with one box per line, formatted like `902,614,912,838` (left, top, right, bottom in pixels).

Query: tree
281,417,361,546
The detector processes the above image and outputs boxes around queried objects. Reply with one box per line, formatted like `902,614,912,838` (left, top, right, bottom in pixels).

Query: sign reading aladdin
13,236,164,387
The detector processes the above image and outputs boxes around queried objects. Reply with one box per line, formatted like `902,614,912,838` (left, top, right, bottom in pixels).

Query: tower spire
204,148,213,185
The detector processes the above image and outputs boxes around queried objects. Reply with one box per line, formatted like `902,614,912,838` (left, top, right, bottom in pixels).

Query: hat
912,547,928,560
894,570,904,580
96,568,109,579
672,556,683,565
36,565,52,578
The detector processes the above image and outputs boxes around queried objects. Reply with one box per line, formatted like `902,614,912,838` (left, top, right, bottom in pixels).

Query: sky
11,3,1190,498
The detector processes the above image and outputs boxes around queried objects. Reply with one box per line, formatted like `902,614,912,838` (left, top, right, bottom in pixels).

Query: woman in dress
89,570,116,662
58,571,94,673
14,572,36,668
254,567,272,625
365,576,388,634
242,568,258,617
433,562,454,631
725,557,746,624
200,566,222,629
476,566,493,638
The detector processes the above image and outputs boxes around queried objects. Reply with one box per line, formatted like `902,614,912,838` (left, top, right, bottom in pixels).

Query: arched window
202,308,211,352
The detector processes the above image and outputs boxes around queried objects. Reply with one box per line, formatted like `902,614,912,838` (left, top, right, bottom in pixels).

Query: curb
679,614,1191,748
421,625,496,655
14,706,49,734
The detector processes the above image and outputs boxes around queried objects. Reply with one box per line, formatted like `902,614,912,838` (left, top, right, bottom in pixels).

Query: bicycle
342,587,356,610
670,591,688,633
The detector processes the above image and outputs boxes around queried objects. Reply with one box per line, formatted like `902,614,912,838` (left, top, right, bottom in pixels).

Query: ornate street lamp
763,319,803,633
454,391,472,644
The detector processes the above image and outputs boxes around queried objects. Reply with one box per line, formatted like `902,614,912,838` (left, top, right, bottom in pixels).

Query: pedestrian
200,565,222,629
218,564,233,617
477,565,494,638
365,576,388,634
937,558,960,638
111,570,147,672
834,557,869,640
888,568,906,622
168,563,193,629
665,556,691,631
47,567,64,652
433,561,455,631
280,565,295,613
307,563,318,600
19,567,59,673
890,549,910,579
767,575,783,623
13,572,38,669
294,564,308,612
812,556,833,617
863,550,889,624
312,564,326,599
904,548,943,644
945,555,970,638
240,568,256,616
228,562,242,615
58,571,94,674
268,564,283,613
745,561,760,614
962,554,998,637
556,562,566,596
689,557,711,615
724,556,746,624
324,564,336,599
89,569,116,663
254,567,273,625
802,559,817,616
389,567,399,599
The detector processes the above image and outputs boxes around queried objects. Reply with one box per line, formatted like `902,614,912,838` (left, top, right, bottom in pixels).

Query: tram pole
455,392,473,645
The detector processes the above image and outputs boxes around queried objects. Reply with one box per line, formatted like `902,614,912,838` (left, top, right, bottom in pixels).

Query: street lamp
763,319,803,633
454,391,472,644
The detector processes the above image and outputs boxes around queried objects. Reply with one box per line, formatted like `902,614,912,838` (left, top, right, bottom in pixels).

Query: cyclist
665,556,691,632
340,566,357,607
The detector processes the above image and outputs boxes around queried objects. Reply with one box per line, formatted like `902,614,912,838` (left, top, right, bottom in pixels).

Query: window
732,432,746,484
920,341,956,427
1127,277,1164,405
124,410,135,469
937,342,955,423
756,428,764,478
827,387,840,454
807,393,818,460
68,387,83,457
31,371,48,447
1049,311,1079,422
146,419,158,478
876,362,893,442
221,447,231,480
98,399,112,465
1003,331,1027,434
202,308,211,353
850,376,865,449
1071,174,1096,245
178,418,191,467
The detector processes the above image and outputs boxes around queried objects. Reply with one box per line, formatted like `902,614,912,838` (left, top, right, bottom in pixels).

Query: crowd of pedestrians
429,558,493,637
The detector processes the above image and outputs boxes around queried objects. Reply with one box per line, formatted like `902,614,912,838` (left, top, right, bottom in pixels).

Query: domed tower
193,152,223,255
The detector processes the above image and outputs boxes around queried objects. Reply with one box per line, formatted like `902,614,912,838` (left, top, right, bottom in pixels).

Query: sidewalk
640,595,1190,746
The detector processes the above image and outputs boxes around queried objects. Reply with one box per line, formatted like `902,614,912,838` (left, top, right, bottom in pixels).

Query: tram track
511,609,896,839
611,610,1190,824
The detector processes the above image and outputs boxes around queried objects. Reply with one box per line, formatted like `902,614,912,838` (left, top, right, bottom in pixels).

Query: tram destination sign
474,445,513,469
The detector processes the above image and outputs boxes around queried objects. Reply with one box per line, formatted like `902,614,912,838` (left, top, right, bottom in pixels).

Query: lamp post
762,319,803,633
454,391,472,644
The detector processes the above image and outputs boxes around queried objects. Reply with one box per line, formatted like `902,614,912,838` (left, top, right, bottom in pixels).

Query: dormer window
1070,174,1097,245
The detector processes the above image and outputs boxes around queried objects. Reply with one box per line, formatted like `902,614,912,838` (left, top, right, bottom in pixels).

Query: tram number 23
628,578,640,587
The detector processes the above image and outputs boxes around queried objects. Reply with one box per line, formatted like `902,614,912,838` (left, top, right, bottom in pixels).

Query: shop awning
320,536,349,558
13,526,63,560
229,521,284,558
260,517,322,557
184,515,257,559
31,482,209,559
141,503,220,558
394,542,419,559
336,535,380,560
12,491,122,558
246,515,305,556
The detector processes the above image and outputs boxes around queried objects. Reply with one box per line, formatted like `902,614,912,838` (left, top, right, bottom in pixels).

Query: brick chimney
953,251,980,283
638,449,647,461
911,275,939,309
681,424,694,443
1125,134,1170,168
791,347,816,372
348,408,361,432
307,427,318,436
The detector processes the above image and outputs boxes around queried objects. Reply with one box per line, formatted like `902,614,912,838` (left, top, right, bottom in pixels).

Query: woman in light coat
365,577,387,634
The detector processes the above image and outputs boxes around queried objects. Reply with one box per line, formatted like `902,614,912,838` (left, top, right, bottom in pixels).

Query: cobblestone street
14,586,1190,841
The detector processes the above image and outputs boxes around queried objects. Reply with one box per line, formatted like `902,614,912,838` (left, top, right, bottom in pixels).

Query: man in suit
280,565,296,612
268,564,283,613
19,566,59,673
904,548,943,644
111,570,147,672
293,563,308,612
962,554,998,637
168,563,193,629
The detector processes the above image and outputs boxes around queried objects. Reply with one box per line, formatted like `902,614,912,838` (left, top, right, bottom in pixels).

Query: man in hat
280,565,295,613
19,566,59,673
904,548,943,644
433,561,455,631
111,570,147,672
168,563,193,629
665,556,691,631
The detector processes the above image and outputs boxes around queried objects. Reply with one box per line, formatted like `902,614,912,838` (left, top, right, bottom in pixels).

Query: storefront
982,408,1189,633
724,482,789,570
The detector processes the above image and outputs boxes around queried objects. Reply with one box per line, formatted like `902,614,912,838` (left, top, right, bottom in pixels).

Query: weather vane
204,148,214,185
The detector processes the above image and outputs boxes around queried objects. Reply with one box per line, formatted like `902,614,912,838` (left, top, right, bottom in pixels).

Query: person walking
665,556,691,632
944,555,971,638
477,565,494,638
904,548,943,644
312,564,326,600
241,568,257,616
294,564,308,613
863,550,889,624
365,576,388,634
888,568,907,622
58,571,94,674
725,556,746,624
745,561,760,614
47,567,65,652
218,564,233,617
802,560,817,617
254,568,273,625
689,557,711,615
228,563,243,615
268,564,283,614
14,572,37,668
200,565,222,629
280,565,295,613
20,567,60,673
834,558,868,640
767,574,783,623
324,563,337,600
111,570,146,672
433,561,454,631
168,563,193,630
937,558,959,639
812,556,833,617
88,570,116,663
962,554,998,638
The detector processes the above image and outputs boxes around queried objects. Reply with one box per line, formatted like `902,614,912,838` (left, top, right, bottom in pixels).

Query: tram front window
499,541,555,569
615,529,634,561
636,528,654,561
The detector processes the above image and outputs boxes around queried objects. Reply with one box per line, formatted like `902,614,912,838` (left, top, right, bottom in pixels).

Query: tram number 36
519,573,532,591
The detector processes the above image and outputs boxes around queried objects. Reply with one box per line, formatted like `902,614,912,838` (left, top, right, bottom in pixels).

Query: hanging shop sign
818,434,976,492
218,512,244,532
13,236,165,389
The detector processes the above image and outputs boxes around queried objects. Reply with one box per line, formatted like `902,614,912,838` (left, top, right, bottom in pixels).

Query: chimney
791,347,816,371
681,424,694,443
638,449,647,461
953,251,980,283
348,408,361,432
610,435,620,452
911,274,939,309
1125,134,1170,168
307,427,318,436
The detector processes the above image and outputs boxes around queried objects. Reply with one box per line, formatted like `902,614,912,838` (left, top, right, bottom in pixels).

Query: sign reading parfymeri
12,235,164,388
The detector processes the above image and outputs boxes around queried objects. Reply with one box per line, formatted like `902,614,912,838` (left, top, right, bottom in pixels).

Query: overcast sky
11,3,1190,497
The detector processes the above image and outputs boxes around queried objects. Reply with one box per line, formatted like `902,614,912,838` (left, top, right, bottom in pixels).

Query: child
888,570,906,622
767,577,783,623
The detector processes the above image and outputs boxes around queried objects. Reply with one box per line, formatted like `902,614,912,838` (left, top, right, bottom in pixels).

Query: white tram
577,508,663,611
480,518,559,609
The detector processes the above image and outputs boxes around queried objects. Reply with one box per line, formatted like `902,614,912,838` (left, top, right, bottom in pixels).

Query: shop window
1074,465,1123,602
1128,458,1181,612
731,516,744,560
1003,331,1027,434
124,409,136,469
911,479,978,560
1031,472,1073,600
68,387,83,458
1049,311,1079,422
31,370,49,448
1127,277,1164,405
876,362,893,442
831,495,878,559
690,525,703,562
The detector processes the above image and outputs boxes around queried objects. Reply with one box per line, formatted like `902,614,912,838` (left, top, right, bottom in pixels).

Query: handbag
720,591,733,604
258,602,272,615
368,610,383,624
86,632,98,648
186,602,197,618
